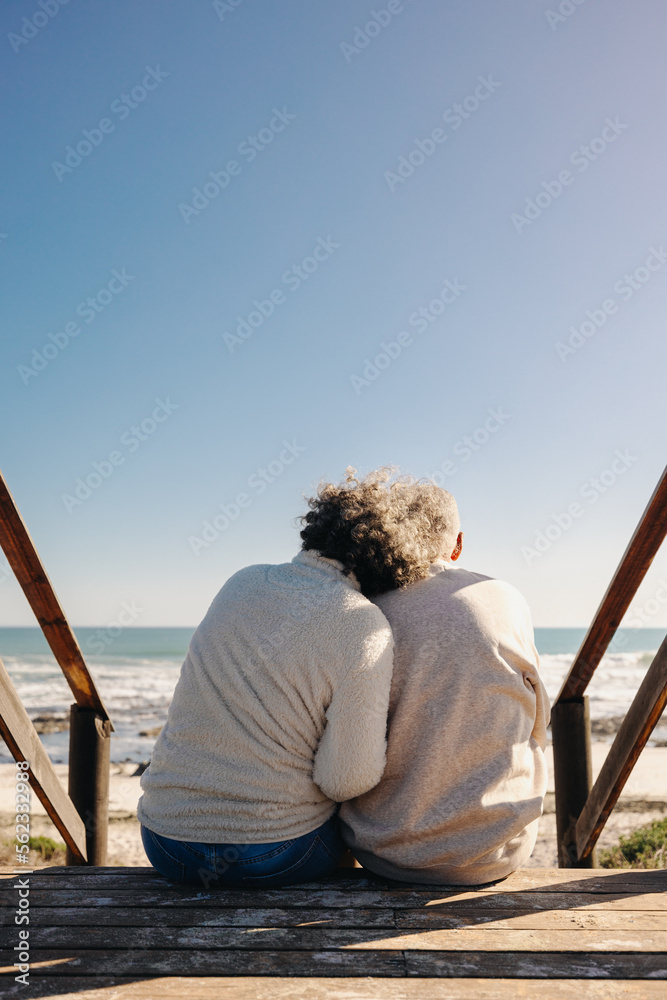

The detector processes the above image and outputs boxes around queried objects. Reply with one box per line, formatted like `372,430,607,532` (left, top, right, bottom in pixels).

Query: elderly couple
138,469,549,887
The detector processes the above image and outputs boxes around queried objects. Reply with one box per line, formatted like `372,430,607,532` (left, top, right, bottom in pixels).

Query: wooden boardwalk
1,866,666,998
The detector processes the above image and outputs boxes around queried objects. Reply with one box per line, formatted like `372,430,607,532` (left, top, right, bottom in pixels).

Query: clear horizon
2,1,666,630
2,625,664,663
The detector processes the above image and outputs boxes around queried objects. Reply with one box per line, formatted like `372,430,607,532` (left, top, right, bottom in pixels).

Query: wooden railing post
552,696,598,868
0,470,113,866
0,657,88,862
65,705,112,866
575,636,667,862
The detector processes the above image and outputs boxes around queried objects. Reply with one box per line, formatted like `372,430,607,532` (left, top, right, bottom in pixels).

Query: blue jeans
140,814,343,887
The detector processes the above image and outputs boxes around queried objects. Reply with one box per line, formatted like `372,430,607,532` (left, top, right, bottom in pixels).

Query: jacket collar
292,549,361,591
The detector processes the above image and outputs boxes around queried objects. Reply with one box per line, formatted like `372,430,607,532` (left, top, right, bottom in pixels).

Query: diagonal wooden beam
575,635,667,860
557,465,667,702
0,655,87,862
0,470,110,721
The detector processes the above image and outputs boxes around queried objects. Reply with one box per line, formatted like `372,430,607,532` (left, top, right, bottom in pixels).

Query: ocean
0,627,665,764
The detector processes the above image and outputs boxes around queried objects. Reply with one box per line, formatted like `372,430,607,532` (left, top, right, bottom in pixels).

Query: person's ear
450,531,463,561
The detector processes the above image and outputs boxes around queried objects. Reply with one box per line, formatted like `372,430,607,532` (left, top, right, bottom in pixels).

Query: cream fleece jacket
137,550,394,843
339,561,550,884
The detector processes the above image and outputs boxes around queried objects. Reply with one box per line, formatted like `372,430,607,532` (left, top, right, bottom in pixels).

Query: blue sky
1,0,666,628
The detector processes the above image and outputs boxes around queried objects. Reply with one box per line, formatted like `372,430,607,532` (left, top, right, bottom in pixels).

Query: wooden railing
0,471,112,865
552,465,667,867
1,462,664,870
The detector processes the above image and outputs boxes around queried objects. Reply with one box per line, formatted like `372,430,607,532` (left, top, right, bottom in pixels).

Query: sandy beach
1,745,665,869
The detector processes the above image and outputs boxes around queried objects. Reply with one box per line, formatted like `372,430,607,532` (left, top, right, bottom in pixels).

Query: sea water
0,626,664,764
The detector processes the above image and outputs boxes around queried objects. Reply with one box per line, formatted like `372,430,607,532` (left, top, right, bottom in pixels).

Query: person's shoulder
221,562,272,592
318,578,390,636
226,554,372,615
447,566,495,586
328,594,393,671
376,565,531,616
265,550,364,604
452,573,536,642
199,563,272,615
434,569,536,650
375,564,493,604
341,589,392,626
453,568,531,610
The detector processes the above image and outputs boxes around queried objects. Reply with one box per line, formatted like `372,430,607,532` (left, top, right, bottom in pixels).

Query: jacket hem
350,846,524,886
137,802,337,845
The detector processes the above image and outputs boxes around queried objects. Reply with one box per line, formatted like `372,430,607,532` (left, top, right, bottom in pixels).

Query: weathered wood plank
395,909,667,931
0,471,109,717
557,463,667,701
1,867,664,892
6,906,665,931
0,949,407,977
2,864,664,882
0,656,87,861
0,978,665,1000
356,930,667,953
576,637,667,860
2,889,665,911
17,924,667,952
406,951,667,979
2,949,666,978
11,906,396,928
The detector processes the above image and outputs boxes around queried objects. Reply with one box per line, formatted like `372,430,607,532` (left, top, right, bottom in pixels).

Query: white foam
1,647,664,764
539,650,658,719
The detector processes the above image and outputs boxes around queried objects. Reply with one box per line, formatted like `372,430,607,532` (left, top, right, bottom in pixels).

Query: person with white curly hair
341,488,551,885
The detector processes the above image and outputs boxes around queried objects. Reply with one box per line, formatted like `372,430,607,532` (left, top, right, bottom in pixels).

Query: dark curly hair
299,467,460,598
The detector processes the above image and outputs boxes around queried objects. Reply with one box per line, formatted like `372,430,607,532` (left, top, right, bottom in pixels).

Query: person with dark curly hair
138,467,452,887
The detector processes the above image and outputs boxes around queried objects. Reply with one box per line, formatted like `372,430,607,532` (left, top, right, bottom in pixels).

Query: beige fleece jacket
339,561,550,884
138,550,394,843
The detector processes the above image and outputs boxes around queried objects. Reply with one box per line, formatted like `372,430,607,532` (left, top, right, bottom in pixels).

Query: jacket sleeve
517,597,551,751
529,668,550,751
312,609,394,802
